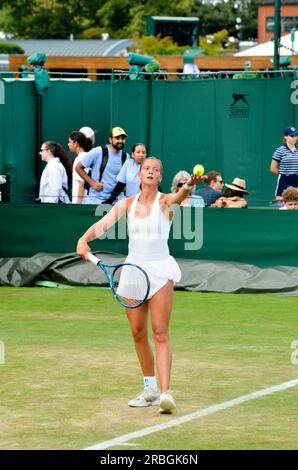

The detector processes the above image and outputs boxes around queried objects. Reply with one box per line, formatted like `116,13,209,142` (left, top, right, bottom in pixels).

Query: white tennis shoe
159,391,176,414
128,389,160,407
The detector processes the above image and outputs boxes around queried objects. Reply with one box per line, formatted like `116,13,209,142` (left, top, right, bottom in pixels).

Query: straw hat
225,178,249,195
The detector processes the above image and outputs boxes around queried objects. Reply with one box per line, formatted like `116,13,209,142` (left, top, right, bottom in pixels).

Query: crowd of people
38,124,298,210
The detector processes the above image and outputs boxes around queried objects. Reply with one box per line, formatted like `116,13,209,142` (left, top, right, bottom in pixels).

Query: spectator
38,141,72,203
105,143,147,204
214,178,249,208
75,127,129,205
171,171,205,207
67,126,96,164
68,131,92,204
79,126,96,146
194,171,224,206
279,186,298,210
270,126,298,199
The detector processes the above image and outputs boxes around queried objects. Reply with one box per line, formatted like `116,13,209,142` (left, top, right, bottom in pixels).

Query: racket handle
87,252,100,265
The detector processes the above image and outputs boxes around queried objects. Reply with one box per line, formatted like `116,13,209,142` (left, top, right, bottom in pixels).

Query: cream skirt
116,255,181,300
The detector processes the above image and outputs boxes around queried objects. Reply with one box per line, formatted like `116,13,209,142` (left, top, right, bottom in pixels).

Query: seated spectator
214,178,249,208
68,131,92,204
38,141,72,203
104,143,147,204
279,186,298,210
195,171,224,206
171,171,205,207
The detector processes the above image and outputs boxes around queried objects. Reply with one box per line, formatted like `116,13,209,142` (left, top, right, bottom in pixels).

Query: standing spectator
279,186,298,210
194,171,224,206
79,126,96,147
270,126,298,199
75,127,129,205
171,171,204,207
67,126,96,164
104,143,147,204
68,131,92,204
38,141,72,203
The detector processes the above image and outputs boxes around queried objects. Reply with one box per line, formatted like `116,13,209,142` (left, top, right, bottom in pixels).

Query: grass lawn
0,287,297,450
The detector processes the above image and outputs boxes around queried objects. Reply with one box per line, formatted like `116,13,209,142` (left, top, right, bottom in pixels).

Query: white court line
84,378,298,450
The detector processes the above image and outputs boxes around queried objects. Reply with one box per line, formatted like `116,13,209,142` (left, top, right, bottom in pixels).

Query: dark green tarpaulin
2,253,298,294
1,204,298,292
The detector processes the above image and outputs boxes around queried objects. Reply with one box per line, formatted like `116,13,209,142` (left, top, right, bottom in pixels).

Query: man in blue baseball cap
283,126,298,137
270,125,298,200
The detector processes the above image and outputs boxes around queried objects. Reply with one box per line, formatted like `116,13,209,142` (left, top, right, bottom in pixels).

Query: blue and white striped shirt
272,144,298,175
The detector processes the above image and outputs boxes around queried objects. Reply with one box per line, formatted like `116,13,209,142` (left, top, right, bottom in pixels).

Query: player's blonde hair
140,156,163,175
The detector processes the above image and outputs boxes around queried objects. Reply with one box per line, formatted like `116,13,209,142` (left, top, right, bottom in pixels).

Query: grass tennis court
0,287,297,450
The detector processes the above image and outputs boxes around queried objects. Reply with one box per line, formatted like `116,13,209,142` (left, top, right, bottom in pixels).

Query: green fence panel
1,81,36,203
260,77,294,203
214,79,266,203
149,80,217,193
42,80,111,148
0,77,297,205
0,79,5,176
110,80,151,152
1,204,298,269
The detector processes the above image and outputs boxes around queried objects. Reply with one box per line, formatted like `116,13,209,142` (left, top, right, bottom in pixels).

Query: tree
0,0,257,41
194,0,257,40
0,0,196,39
0,0,97,39
0,42,24,53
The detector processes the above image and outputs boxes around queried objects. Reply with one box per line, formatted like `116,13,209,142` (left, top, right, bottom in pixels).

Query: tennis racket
87,252,150,308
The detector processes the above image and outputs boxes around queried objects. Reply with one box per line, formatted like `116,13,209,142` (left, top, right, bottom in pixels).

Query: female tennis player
77,157,200,414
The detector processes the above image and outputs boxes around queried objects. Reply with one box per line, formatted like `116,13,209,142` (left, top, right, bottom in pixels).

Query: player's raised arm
163,173,203,206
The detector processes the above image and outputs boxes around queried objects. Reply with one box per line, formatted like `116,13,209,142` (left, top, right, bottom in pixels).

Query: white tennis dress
117,191,181,299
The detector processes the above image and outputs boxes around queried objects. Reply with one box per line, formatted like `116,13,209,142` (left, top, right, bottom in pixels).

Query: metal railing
1,69,298,81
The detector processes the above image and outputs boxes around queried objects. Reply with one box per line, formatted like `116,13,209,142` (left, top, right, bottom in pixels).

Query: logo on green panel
229,93,249,118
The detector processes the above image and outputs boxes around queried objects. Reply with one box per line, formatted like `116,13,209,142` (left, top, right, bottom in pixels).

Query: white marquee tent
235,32,298,56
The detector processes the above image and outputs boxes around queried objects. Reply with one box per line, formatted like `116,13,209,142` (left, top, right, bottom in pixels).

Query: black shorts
275,174,298,196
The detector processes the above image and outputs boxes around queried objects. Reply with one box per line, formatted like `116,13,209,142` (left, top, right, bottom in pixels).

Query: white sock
144,376,157,390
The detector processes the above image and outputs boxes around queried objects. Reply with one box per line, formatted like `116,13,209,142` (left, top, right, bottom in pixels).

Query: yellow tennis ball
193,164,205,176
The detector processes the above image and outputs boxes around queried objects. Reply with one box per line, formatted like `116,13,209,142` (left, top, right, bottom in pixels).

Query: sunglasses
177,182,187,188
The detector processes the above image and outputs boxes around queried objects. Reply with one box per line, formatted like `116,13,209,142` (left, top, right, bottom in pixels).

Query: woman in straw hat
214,177,249,208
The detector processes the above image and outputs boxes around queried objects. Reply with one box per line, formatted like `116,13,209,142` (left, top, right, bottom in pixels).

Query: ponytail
69,131,92,152
43,140,72,188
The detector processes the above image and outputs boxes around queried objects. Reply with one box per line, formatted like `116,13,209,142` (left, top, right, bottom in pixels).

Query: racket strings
112,264,150,308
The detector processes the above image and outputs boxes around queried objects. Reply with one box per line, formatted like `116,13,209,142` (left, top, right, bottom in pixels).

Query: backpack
84,145,127,192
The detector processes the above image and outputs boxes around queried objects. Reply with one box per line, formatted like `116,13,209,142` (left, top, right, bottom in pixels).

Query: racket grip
87,252,100,265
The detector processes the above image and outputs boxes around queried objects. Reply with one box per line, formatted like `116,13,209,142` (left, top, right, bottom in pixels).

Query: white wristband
183,183,193,191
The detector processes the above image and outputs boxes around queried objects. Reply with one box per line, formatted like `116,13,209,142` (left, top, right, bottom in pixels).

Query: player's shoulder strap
98,145,128,182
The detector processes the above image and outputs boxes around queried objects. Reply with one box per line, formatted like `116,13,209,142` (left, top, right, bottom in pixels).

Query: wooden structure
9,54,295,79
